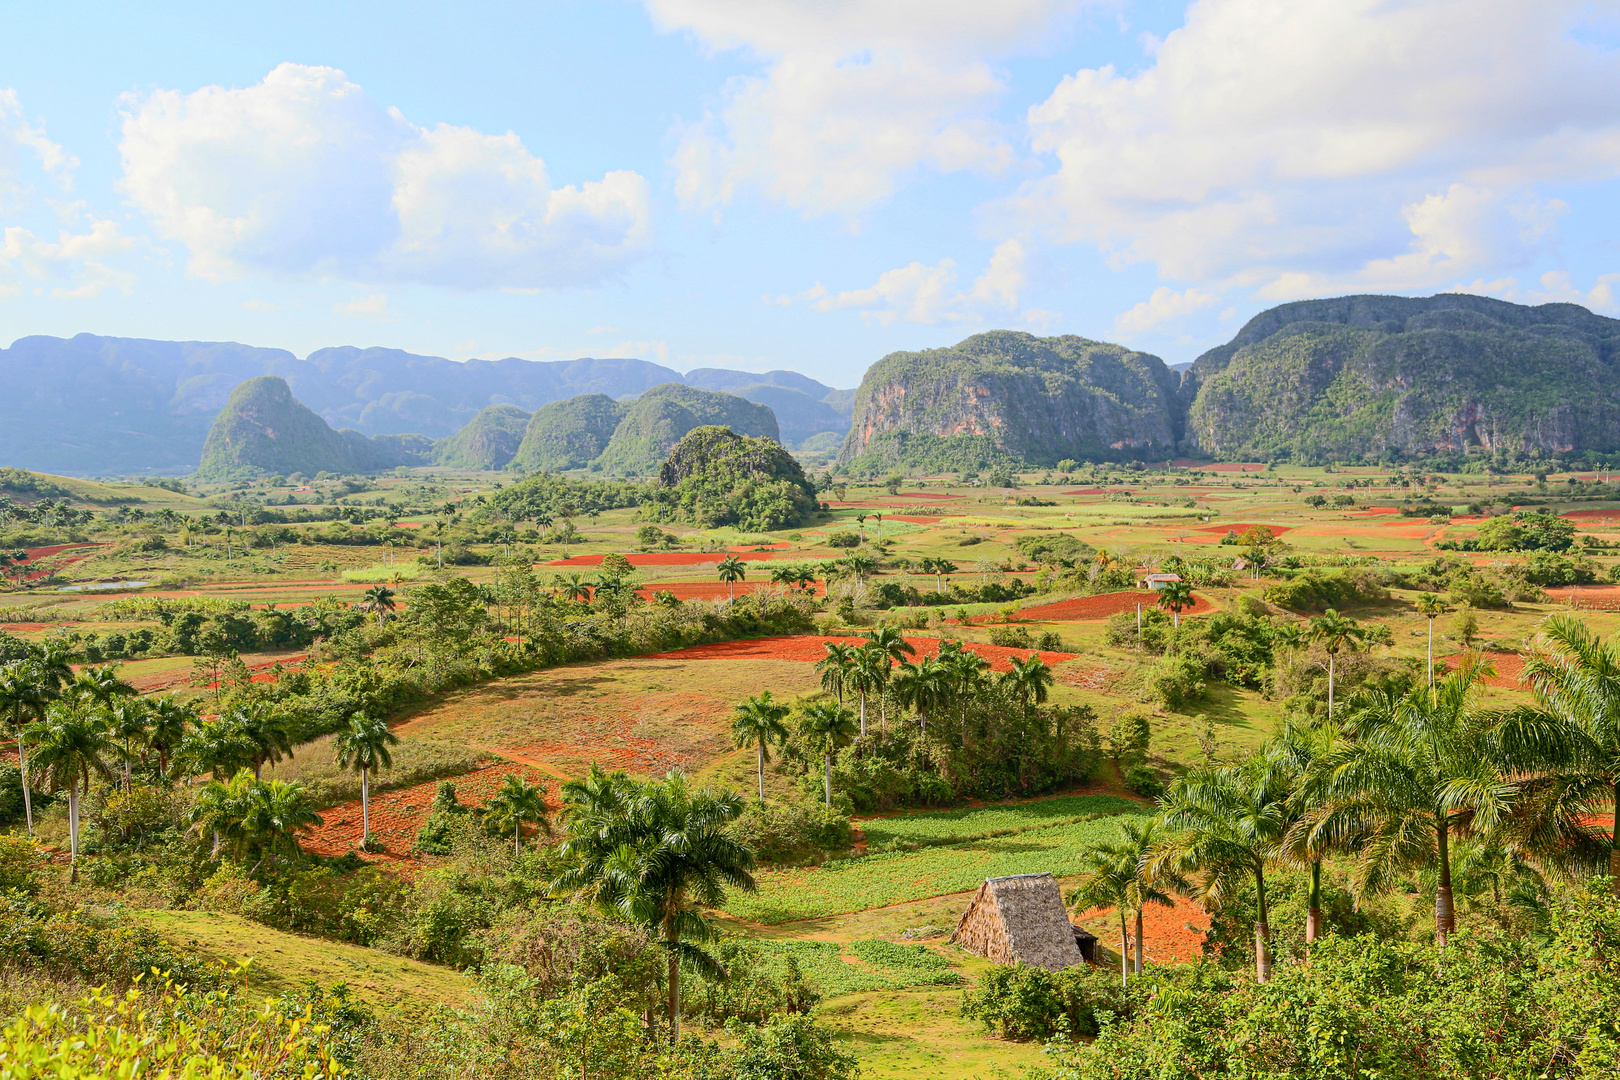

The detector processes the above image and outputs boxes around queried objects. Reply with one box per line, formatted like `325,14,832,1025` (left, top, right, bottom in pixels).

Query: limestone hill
195,376,406,480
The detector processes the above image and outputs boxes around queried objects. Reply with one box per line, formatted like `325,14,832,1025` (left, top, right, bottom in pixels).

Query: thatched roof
950,872,1085,971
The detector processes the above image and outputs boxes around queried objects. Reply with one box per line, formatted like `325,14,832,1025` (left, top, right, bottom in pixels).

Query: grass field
858,793,1144,848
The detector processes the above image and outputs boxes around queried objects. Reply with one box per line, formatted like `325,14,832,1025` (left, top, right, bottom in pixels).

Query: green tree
551,771,756,1040
240,777,324,863
0,661,48,834
864,626,916,732
560,573,593,605
333,713,400,846
1156,580,1194,627
26,704,111,881
1306,608,1366,719
732,691,790,802
145,695,192,781
231,701,295,779
815,642,854,708
105,697,150,793
360,584,397,626
799,702,858,807
847,647,885,737
484,774,550,855
1415,592,1448,687
1001,653,1055,720
892,655,951,737
1069,817,1174,986
717,555,747,601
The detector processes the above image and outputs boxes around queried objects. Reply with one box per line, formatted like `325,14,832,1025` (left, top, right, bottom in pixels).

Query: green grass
744,939,960,996
728,808,1153,924
858,793,1143,849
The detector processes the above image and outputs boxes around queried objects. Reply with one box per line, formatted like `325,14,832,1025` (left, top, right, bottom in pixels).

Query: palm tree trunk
1134,908,1144,975
757,743,766,802
1119,911,1129,988
361,765,370,840
824,751,833,807
858,691,866,736
1610,780,1620,897
1426,619,1434,687
68,781,79,883
16,736,33,836
1435,819,1455,944
666,928,681,1042
1253,867,1272,983
1305,860,1323,943
1327,652,1336,719
515,820,522,856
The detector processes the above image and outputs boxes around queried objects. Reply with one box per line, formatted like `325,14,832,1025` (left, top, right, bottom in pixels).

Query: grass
858,793,1143,849
259,735,490,808
136,909,469,1014
742,938,960,996
728,808,1153,924
814,987,1048,1080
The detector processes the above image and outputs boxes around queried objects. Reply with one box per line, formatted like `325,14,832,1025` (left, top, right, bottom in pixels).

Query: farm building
951,872,1090,970
1141,572,1183,591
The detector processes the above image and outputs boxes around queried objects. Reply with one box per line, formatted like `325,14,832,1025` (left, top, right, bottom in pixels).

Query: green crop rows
858,794,1143,849
745,939,959,997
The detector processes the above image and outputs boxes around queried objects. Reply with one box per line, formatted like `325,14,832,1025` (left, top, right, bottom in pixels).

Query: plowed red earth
1074,894,1210,964
0,623,54,633
546,552,785,567
642,636,1075,672
1348,506,1400,516
1007,590,1214,622
1196,523,1292,536
1442,651,1524,690
1544,584,1620,609
300,761,556,866
20,543,103,582
1563,510,1620,521
635,582,824,600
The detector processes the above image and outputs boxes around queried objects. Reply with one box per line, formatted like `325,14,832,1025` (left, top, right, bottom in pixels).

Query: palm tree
361,584,397,627
1267,718,1343,942
484,774,549,855
717,555,746,601
27,704,111,881
1415,592,1448,687
241,777,324,863
864,626,916,733
145,696,192,781
815,642,854,707
551,772,755,1041
231,701,295,779
1000,653,1054,719
929,559,957,594
70,664,135,711
847,647,885,737
731,691,790,801
188,769,255,860
1306,608,1366,719
1153,758,1294,982
892,655,952,737
333,713,400,846
561,573,593,605
0,662,48,834
872,512,883,542
1156,580,1194,628
1069,817,1174,986
106,697,151,793
844,553,876,581
800,701,858,807
177,714,260,781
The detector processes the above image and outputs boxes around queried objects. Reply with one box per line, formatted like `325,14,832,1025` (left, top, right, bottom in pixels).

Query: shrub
827,532,860,549
1519,550,1599,587
1147,652,1208,710
961,962,1125,1040
725,801,853,866
1124,765,1165,798
683,939,821,1024
1264,570,1388,612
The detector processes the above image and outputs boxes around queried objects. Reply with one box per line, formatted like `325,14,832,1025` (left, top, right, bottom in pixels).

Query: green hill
512,394,625,471
195,376,405,480
837,330,1180,471
1184,294,1620,463
434,403,532,470
596,384,779,476
648,425,819,530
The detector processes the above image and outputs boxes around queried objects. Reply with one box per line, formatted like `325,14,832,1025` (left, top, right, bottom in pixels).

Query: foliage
1264,569,1388,612
0,893,222,989
724,800,852,866
648,426,820,531
1474,510,1577,552
962,962,1126,1040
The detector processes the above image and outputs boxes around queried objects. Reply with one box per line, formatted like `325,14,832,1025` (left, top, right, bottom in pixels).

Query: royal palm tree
361,584,397,626
1070,817,1175,986
0,661,48,834
177,714,260,781
865,626,916,732
929,559,957,594
893,655,952,736
484,774,549,855
847,647,885,736
1001,653,1055,720
145,696,192,781
1267,718,1344,943
800,701,858,807
716,555,746,601
560,573,593,605
28,704,111,881
815,642,854,707
241,778,324,863
69,664,135,711
1415,592,1448,687
333,713,400,846
731,691,790,801
231,701,295,779
1306,608,1366,719
105,697,151,793
1153,757,1294,982
844,553,876,581
188,769,255,860
551,772,755,1041
1156,579,1194,628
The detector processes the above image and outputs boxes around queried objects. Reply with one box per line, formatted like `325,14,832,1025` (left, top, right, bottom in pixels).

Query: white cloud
1527,271,1620,313
1014,0,1620,295
783,239,1045,325
334,292,392,320
0,88,77,203
653,1,1085,218
1114,286,1215,335
118,63,653,289
0,221,136,299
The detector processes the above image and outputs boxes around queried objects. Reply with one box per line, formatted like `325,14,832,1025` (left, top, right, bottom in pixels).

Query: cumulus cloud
0,89,77,202
1014,0,1620,298
776,239,1044,325
118,63,653,288
1114,286,1215,335
334,293,392,320
653,1,1085,217
0,221,136,299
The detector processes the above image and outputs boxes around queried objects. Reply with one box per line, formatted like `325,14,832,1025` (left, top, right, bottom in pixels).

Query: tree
799,702,858,807
1001,653,1054,720
1154,758,1294,982
0,662,51,835
27,704,111,881
231,701,294,779
1306,608,1366,719
360,584,397,626
716,555,747,601
1069,817,1174,986
1266,718,1343,942
864,626,916,732
240,777,324,863
1156,580,1194,628
69,664,135,711
815,642,854,707
1415,592,1448,687
484,774,549,855
560,573,593,605
843,554,876,581
732,691,790,801
333,713,400,847
105,697,150,793
188,769,256,860
145,696,192,780
847,647,885,737
177,715,259,781
551,771,755,1041
892,655,951,737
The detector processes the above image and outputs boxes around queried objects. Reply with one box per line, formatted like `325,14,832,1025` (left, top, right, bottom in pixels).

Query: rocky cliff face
836,331,1180,469
1183,294,1620,462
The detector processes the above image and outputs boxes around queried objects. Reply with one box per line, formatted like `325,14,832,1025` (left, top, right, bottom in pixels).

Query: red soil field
641,635,1075,672
1008,590,1215,622
1075,894,1210,965
19,543,104,582
23,543,103,561
1442,651,1524,690
1195,522,1293,536
634,581,824,601
300,761,555,865
1562,510,1620,522
546,552,786,567
0,623,55,633
1347,506,1400,516
883,515,942,524
1544,584,1620,610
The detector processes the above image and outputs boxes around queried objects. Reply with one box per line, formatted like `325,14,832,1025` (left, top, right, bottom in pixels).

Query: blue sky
2,0,1619,388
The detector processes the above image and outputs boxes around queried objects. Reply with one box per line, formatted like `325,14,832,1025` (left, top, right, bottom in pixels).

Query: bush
725,801,853,866
827,532,860,549
683,939,821,1024
1124,765,1165,798
1263,570,1388,612
961,962,1125,1040
1520,550,1599,587
1147,652,1208,710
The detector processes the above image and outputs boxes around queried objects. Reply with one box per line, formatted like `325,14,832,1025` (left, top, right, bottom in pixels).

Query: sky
2,0,1619,389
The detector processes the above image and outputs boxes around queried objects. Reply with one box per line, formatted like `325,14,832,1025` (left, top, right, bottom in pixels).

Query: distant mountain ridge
0,334,855,476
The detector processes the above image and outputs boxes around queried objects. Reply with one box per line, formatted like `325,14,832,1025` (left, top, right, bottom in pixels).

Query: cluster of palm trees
917,558,959,594
1073,613,1620,986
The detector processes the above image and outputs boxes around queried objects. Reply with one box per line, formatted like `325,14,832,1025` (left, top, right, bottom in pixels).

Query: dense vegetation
196,376,411,480
649,426,820,531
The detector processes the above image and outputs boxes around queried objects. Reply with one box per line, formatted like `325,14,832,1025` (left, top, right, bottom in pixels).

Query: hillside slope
433,403,532,470
513,394,626,472
596,384,780,476
837,331,1180,470
195,376,404,479
1184,294,1620,462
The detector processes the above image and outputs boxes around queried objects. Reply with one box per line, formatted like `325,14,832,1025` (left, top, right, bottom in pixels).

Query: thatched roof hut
950,872,1086,970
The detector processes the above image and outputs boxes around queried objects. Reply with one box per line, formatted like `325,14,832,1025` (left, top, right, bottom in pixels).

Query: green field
859,793,1144,849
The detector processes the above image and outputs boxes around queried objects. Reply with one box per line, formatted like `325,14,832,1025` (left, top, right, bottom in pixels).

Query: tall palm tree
716,555,746,601
1267,718,1343,943
1156,580,1194,628
484,774,549,855
1415,593,1448,687
815,642,854,707
105,697,151,793
800,702,858,807
1000,653,1055,720
551,772,755,1041
1153,758,1294,982
0,661,48,834
1306,608,1366,719
177,714,260,781
847,647,885,736
361,584,397,627
864,626,916,733
145,696,192,781
929,559,957,594
241,778,324,864
892,655,952,737
333,713,400,845
731,691,790,801
27,704,111,881
844,553,876,581
188,769,255,860
1070,817,1174,986
231,702,295,779
70,664,135,711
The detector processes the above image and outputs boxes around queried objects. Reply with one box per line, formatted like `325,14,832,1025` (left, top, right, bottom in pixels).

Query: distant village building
951,872,1094,970
1141,572,1183,591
